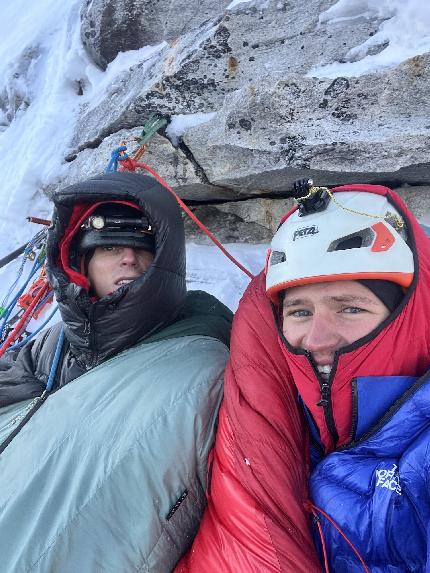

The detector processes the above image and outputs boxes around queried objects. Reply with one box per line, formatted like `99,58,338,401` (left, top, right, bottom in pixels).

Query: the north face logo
293,225,319,241
375,463,402,496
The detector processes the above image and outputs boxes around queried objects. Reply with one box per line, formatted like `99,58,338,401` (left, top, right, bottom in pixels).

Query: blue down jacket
310,371,430,572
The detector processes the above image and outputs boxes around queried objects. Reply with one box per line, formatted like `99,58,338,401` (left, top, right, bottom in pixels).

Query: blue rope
34,289,54,312
0,229,47,310
1,250,43,314
2,248,35,309
46,326,65,392
0,228,51,351
0,257,44,336
105,146,128,173
0,257,43,323
6,305,58,352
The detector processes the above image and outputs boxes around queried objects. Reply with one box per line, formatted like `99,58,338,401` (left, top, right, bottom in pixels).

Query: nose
302,312,342,359
120,247,138,266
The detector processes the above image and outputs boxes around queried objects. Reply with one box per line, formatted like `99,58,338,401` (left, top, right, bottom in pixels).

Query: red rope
119,159,255,279
306,501,370,573
310,507,330,573
0,280,49,358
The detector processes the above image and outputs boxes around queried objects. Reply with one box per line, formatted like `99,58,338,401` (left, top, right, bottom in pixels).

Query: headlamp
88,215,105,230
81,214,152,233
75,202,156,259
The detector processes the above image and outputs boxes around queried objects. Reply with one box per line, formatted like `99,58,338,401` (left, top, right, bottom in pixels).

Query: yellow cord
295,186,404,230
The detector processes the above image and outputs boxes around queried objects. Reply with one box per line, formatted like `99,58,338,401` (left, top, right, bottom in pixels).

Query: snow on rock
310,0,430,78
166,112,217,146
69,0,430,210
227,0,254,9
84,42,168,112
0,0,93,258
227,0,270,10
80,0,232,70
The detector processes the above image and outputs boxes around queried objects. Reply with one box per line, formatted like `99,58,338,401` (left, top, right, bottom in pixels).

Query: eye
341,306,366,314
285,309,312,318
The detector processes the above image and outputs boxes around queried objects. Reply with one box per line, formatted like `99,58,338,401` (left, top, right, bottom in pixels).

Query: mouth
115,277,138,286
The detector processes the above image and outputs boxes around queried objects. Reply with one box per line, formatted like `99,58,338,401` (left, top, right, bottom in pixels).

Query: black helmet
78,202,155,255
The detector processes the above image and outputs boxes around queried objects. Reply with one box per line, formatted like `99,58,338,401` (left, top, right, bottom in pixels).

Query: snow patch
0,0,93,258
186,243,267,311
0,0,167,260
318,0,390,24
227,0,269,10
309,0,430,78
227,0,253,9
166,112,217,146
84,42,167,110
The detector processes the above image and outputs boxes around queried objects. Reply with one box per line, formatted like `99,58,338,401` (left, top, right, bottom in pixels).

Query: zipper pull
83,320,91,335
317,383,330,407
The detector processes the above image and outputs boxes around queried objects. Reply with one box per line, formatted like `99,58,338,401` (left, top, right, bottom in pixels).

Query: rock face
57,127,231,201
184,197,295,244
184,186,430,243
186,58,430,194
61,0,430,242
80,0,231,70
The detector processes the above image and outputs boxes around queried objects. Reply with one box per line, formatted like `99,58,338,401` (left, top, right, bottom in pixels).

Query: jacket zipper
338,368,430,452
83,319,97,369
307,351,339,447
349,378,359,442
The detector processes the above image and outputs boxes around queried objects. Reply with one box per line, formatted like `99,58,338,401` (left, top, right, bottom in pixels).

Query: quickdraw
0,221,56,356
0,275,50,358
105,114,167,174
105,115,254,279
17,268,54,320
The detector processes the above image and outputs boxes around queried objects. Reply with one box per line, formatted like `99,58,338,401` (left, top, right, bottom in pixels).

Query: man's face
282,280,390,373
87,246,154,299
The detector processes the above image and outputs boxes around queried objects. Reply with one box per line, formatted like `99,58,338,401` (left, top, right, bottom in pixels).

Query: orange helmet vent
371,222,395,253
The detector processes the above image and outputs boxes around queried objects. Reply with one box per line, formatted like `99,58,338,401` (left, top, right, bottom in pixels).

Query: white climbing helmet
266,189,414,302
